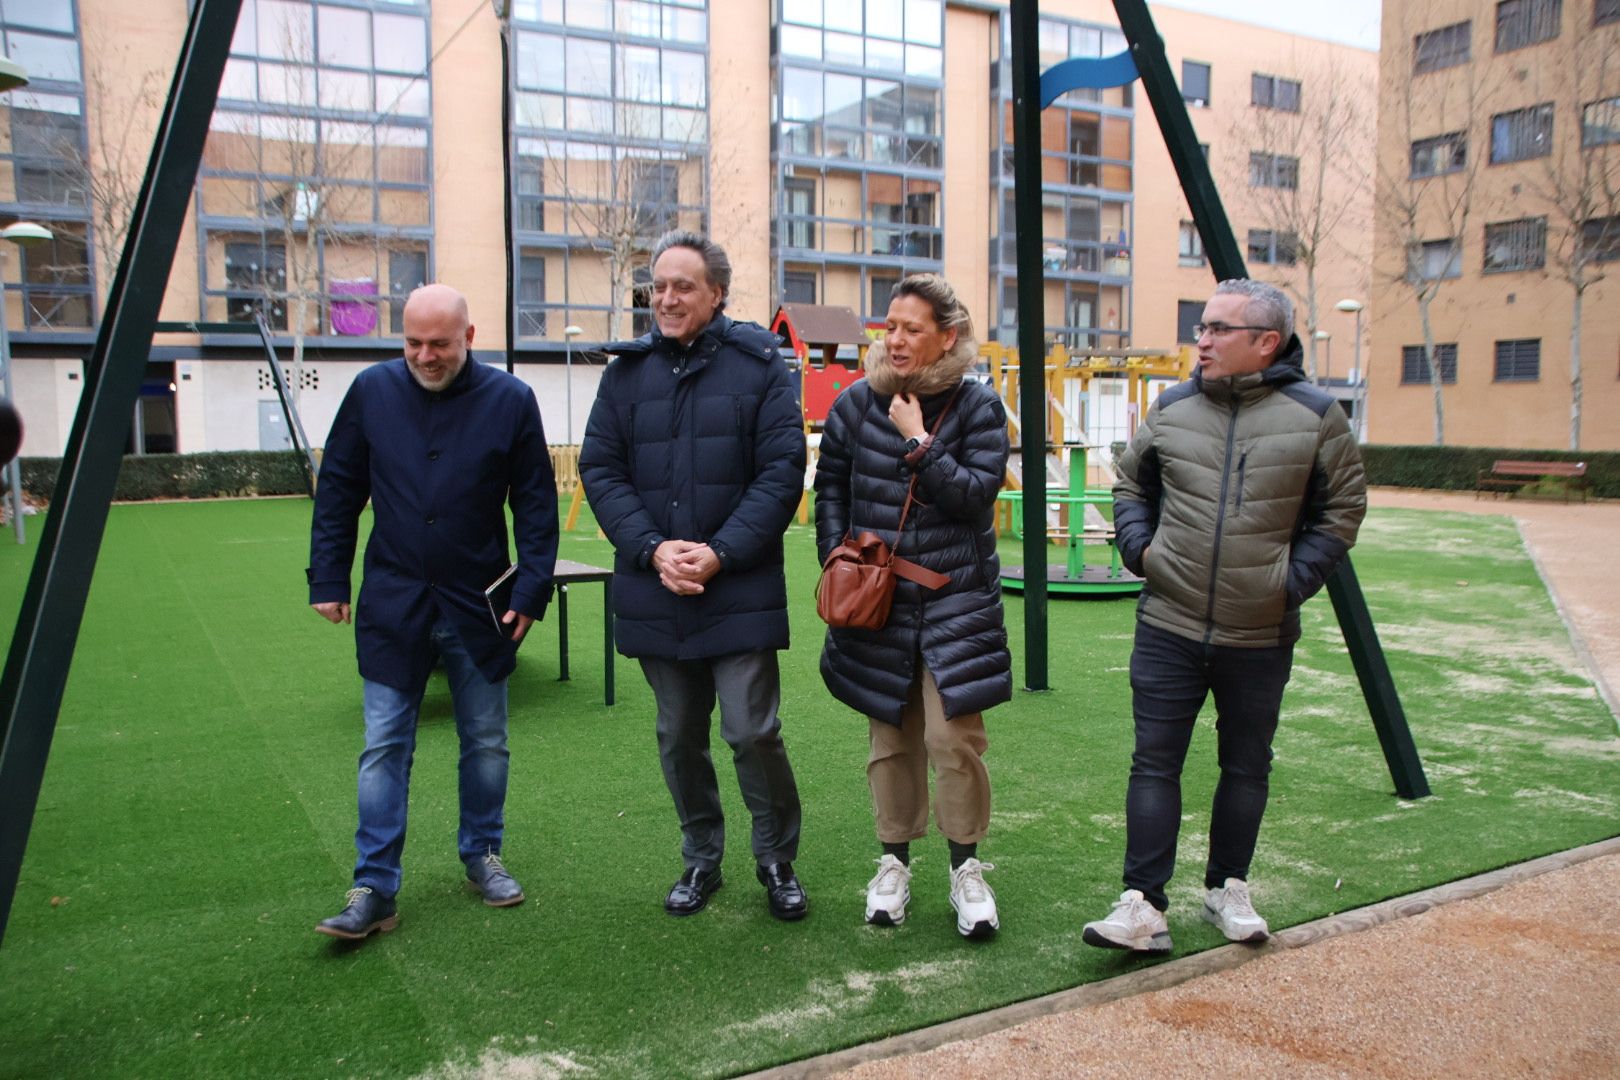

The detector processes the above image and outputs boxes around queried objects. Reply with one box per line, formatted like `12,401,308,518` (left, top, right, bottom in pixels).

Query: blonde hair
889,273,975,346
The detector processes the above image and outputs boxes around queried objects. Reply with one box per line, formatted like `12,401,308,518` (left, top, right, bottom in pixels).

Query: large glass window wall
0,0,95,332
196,0,433,339
991,14,1134,349
510,0,709,344
772,0,943,322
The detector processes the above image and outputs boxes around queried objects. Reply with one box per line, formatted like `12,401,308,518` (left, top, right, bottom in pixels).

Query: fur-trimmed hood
862,335,980,397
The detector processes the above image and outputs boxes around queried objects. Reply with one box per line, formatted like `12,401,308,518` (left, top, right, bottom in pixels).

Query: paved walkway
800,490,1620,1079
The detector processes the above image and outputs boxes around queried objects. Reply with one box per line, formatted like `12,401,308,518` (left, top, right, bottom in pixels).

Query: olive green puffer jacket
1112,337,1366,648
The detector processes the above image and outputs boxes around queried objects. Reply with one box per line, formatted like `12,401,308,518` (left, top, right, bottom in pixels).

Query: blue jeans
354,619,510,897
1123,621,1293,912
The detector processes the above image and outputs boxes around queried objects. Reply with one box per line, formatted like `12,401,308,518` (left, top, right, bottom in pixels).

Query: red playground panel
802,363,862,424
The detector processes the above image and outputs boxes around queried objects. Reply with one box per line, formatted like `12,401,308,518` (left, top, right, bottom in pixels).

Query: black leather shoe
315,887,399,940
664,865,723,916
756,862,807,921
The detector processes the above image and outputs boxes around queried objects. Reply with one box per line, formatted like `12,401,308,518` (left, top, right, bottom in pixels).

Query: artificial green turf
0,499,1615,1078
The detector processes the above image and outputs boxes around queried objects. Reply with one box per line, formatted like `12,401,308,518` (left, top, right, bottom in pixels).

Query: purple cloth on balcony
331,279,379,336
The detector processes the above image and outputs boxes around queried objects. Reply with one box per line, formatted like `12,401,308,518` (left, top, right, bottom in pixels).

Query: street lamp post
0,221,54,544
1335,298,1365,440
1313,329,1332,385
563,324,583,444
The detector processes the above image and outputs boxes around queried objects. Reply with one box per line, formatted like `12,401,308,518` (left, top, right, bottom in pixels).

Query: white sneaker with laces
864,854,912,926
948,858,999,939
1202,878,1269,942
1082,889,1172,952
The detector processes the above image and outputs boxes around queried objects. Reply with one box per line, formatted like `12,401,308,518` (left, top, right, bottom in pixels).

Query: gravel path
816,490,1620,1079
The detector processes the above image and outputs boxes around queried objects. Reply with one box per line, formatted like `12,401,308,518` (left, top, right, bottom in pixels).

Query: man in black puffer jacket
1084,278,1365,955
580,231,809,922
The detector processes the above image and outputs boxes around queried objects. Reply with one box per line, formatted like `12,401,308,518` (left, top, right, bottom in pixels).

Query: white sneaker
1202,878,1269,942
1082,889,1172,952
948,858,999,939
864,854,912,926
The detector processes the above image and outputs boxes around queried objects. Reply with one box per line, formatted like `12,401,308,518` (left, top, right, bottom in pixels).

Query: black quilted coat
813,340,1012,726
580,314,806,660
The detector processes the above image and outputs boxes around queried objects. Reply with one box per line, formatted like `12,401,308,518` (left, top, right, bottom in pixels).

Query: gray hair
651,230,731,309
1214,278,1293,344
890,273,976,347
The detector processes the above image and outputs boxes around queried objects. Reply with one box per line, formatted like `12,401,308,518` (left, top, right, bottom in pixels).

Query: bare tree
1527,30,1620,450
1227,52,1376,381
1376,10,1501,445
78,31,168,293
201,7,432,402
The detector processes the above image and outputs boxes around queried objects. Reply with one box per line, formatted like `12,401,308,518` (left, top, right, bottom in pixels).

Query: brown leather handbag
815,388,959,630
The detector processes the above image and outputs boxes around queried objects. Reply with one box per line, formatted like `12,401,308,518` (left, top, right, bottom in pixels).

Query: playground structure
983,343,1190,595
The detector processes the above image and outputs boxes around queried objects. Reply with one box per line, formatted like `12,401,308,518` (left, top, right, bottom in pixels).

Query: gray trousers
639,650,802,871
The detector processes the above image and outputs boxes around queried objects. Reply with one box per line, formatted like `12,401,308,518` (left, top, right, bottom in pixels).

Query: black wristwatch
902,436,923,456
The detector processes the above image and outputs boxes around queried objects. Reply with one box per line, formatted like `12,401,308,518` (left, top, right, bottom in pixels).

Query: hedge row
1361,444,1620,499
14,444,1617,504
20,451,311,502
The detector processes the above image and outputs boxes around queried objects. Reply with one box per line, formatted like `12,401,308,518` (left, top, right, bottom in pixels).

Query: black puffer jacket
580,314,806,660
814,340,1012,726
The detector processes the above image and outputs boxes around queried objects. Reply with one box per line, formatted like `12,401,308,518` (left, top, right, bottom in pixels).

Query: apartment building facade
1,0,1374,457
1368,0,1620,449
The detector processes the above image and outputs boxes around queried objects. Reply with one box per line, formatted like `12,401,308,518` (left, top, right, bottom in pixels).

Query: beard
407,355,465,391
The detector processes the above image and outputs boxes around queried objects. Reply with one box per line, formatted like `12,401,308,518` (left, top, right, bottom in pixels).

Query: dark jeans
639,650,802,870
1123,621,1293,912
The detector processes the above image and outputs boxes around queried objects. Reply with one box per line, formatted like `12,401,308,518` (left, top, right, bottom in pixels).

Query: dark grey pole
1009,0,1049,691
0,0,244,947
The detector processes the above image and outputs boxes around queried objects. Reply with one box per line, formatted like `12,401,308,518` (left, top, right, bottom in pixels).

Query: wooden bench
1476,459,1589,503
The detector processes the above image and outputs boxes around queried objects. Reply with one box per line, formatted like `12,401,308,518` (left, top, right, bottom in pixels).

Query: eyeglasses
1194,322,1272,339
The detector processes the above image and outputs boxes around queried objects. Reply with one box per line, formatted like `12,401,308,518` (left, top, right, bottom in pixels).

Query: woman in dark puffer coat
813,273,1011,939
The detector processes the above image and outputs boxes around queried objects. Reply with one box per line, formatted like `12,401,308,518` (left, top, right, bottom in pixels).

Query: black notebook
485,563,519,638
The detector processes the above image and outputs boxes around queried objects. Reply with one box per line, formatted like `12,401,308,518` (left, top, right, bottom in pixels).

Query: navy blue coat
308,355,559,691
579,315,805,660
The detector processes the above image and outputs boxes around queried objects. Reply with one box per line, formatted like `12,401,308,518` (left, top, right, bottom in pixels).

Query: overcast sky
1152,0,1382,51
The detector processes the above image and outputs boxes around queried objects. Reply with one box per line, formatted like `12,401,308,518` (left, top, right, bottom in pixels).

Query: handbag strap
894,381,964,539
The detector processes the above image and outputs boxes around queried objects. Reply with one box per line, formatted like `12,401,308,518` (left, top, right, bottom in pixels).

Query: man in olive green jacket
1083,279,1365,954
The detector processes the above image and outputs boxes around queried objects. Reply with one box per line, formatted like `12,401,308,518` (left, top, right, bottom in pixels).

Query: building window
783,270,816,304
1409,238,1462,280
1599,0,1620,26
1249,152,1299,190
1251,73,1301,112
1176,300,1202,343
517,252,545,336
784,177,816,249
1401,343,1458,384
1490,103,1555,164
1,3,97,331
1494,338,1541,381
16,220,93,329
1582,96,1620,147
869,273,898,317
388,249,427,334
1496,0,1562,51
1483,217,1546,272
1247,228,1298,266
223,239,288,329
1178,220,1205,266
1181,60,1210,107
1582,215,1620,262
1410,132,1468,177
1414,21,1472,73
